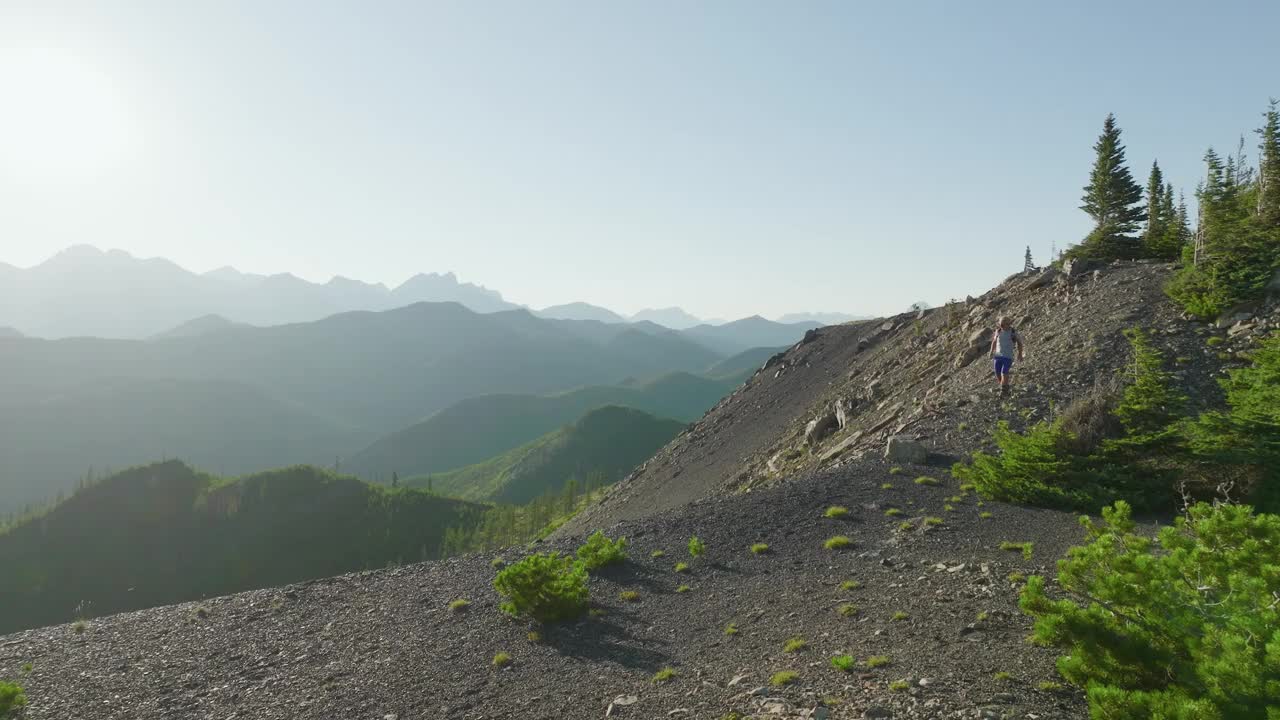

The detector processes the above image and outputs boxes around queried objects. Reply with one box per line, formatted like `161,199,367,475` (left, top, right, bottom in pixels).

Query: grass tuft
999,541,1034,560
824,505,849,519
994,671,1012,681
783,636,807,653
980,511,993,519
651,549,666,558
674,562,690,573
914,476,940,486
884,507,902,517
830,654,856,672
652,667,677,684
925,516,943,526
837,603,859,617
1038,681,1065,691
889,680,909,692
824,535,852,550
750,543,770,555
889,466,903,475
675,584,691,593
619,590,640,602
448,598,471,612
865,655,891,668
839,580,861,591
890,611,909,621
770,671,799,687
723,622,739,636
881,482,894,489
492,651,512,668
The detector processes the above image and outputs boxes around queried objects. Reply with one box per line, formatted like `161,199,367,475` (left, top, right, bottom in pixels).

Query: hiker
989,315,1024,395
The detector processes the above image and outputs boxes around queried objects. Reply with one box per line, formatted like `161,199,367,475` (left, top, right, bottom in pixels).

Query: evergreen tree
1141,161,1167,255
1076,114,1146,259
1257,99,1280,227
1023,246,1034,272
391,471,399,488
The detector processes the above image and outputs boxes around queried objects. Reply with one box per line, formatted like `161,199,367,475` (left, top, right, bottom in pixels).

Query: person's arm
989,331,998,357
1015,330,1025,361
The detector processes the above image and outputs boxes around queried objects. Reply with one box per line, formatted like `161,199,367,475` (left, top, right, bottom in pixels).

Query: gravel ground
1,459,1090,719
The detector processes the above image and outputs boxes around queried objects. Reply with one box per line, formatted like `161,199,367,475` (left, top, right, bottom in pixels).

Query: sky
1,1,1277,320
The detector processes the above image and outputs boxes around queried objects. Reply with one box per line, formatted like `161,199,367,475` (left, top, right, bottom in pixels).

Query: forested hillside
347,371,742,480
0,462,486,634
415,406,686,503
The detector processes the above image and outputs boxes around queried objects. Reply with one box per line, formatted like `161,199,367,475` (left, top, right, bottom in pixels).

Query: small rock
863,706,893,718
884,435,927,464
613,695,639,706
727,674,748,687
749,686,769,696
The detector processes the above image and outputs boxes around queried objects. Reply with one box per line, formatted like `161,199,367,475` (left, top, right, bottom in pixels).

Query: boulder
1063,258,1098,277
884,435,927,464
805,413,839,445
1024,267,1059,290
863,379,882,401
954,343,987,369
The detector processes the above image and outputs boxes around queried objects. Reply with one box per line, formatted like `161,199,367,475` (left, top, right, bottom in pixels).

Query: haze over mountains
0,246,863,339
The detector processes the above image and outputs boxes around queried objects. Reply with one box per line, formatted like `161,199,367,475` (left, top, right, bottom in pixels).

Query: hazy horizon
3,1,1278,319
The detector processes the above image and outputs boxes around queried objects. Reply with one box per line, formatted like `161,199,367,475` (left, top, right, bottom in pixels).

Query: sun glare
0,49,134,183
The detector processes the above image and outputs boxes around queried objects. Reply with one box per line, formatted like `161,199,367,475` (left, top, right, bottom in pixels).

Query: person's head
997,315,1011,329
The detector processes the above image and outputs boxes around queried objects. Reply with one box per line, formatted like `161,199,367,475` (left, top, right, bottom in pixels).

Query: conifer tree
1257,99,1280,227
1077,114,1146,258
1023,246,1034,272
1142,161,1166,250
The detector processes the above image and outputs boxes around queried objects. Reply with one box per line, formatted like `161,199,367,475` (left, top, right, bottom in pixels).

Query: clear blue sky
1,1,1277,319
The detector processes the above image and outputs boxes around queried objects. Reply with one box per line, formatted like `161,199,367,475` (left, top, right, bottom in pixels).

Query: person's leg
1000,358,1014,392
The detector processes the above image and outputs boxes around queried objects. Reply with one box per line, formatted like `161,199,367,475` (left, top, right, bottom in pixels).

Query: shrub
979,511,993,519
1008,571,1026,583
783,636,807,652
0,682,25,717
837,603,859,617
889,680,909,692
675,584,691,593
493,552,589,623
889,466,903,475
652,667,677,684
897,521,914,532
1054,381,1124,454
880,483,894,489
999,541,1033,560
1114,328,1186,437
890,611,909,621
1207,335,1225,346
824,505,849,519
448,598,471,612
619,590,639,602
976,611,989,621
959,483,976,492
925,516,943,526
770,671,798,687
750,543,770,554
673,562,690,573
1039,681,1064,692
723,622,739,635
944,504,955,512
830,654,856,672
994,671,1012,681
687,536,705,559
1021,500,1280,719
884,508,902,517
576,530,628,570
865,655,891,668
650,549,665,558
824,535,852,550
914,476,940,486
839,580,860,591
492,651,512,668
490,557,505,570
72,620,87,634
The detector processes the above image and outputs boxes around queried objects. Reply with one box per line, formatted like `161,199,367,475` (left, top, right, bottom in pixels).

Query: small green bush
673,562,690,573
839,580,861,591
980,511,993,519
650,549,666,559
889,680,909,692
783,636,807,653
865,655,891,668
490,557,505,570
750,543,770,554
837,603,859,617
493,552,589,623
687,536,705,559
824,535,852,550
723,622,739,635
1021,500,1280,719
675,584,691,593
652,667,677,684
830,654,856,672
890,611,909,621
914,476,940,486
925,516,943,526
897,521,914,532
976,611,989,622
884,508,902,517
619,590,639,602
880,482,894,489
492,651,512,667
944,504,955,512
19,664,31,676
448,598,471,612
999,541,1033,560
889,466,903,475
1039,681,1064,692
994,671,1012,681
1007,571,1026,583
1207,335,1225,346
824,505,849,518
770,670,798,686
0,682,25,717
576,530,628,570
959,483,976,492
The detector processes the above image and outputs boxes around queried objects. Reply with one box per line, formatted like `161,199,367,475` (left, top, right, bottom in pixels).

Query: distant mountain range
1,247,867,339
0,245,516,339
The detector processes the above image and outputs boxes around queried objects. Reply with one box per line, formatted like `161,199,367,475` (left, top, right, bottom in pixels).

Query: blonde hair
997,315,1012,327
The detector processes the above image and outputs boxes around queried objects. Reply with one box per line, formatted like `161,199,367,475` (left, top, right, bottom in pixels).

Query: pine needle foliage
1021,500,1280,719
493,552,589,623
575,530,628,570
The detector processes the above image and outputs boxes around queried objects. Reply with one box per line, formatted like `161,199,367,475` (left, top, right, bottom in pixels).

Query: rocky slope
3,459,1089,720
565,260,1251,533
